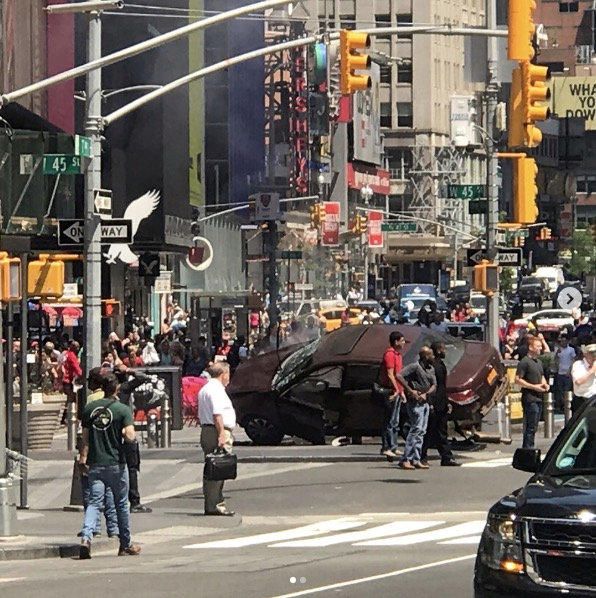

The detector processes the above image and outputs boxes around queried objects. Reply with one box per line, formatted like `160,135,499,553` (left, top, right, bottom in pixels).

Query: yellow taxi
318,307,361,332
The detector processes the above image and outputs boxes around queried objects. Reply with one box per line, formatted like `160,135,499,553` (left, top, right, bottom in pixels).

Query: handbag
204,448,237,481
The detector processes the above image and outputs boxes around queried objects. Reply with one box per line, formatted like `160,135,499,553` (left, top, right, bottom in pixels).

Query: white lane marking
184,518,367,549
271,521,443,548
144,462,330,504
461,457,512,468
439,535,482,545
267,554,477,598
356,520,485,546
0,578,26,584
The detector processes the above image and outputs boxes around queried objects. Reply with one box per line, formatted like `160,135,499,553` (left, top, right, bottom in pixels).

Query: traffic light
521,60,551,147
508,0,536,62
350,214,368,235
508,66,524,148
538,227,552,240
0,252,21,302
309,203,326,228
513,156,539,225
102,299,121,318
27,258,64,298
473,260,499,295
339,30,372,95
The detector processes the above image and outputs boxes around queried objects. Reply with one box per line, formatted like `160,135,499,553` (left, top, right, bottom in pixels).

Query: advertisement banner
352,62,382,165
347,163,391,195
551,76,596,130
367,210,384,248
321,201,340,247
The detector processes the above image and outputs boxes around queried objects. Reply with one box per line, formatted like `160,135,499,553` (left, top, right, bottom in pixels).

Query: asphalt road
0,439,535,598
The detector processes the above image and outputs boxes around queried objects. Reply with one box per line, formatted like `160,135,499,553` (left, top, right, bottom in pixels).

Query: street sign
496,248,523,266
138,253,160,278
466,247,523,267
74,135,92,158
43,154,81,175
381,222,417,232
58,218,132,246
557,285,583,310
447,184,486,199
468,199,487,215
280,250,303,260
253,192,281,222
93,188,112,216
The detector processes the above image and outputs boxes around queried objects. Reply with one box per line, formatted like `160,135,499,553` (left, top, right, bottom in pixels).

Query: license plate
486,367,497,385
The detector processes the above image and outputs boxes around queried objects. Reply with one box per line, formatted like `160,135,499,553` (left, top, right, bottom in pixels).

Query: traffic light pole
83,9,103,378
485,0,500,351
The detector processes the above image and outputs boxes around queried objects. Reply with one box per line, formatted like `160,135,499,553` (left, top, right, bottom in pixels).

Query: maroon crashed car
227,325,507,445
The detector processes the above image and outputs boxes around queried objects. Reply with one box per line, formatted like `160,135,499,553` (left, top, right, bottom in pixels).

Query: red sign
188,246,205,266
367,210,384,247
290,47,309,195
321,202,340,247
347,163,390,195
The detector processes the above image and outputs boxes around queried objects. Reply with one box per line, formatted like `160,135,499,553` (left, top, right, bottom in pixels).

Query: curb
0,536,115,562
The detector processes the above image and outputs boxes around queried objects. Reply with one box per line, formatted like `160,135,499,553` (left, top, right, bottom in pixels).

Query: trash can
0,477,18,537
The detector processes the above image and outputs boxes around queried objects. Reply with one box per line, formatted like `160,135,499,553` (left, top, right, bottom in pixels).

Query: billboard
321,202,340,247
551,76,596,130
367,210,384,248
352,62,382,166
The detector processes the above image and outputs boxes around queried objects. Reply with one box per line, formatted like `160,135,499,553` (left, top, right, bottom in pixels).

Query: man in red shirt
62,340,83,419
378,331,413,461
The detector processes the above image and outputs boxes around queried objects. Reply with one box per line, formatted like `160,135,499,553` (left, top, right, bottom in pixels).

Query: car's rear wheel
242,415,285,446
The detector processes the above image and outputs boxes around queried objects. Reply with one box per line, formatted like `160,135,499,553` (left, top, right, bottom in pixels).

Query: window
343,365,380,391
576,175,596,194
559,2,579,12
396,13,413,39
397,62,412,84
396,102,413,128
380,64,392,85
380,102,392,127
340,14,356,29
375,13,390,39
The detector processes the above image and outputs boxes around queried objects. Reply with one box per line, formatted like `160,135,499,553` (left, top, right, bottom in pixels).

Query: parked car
318,307,361,332
474,397,596,597
534,265,565,299
529,309,575,334
447,281,471,305
228,325,507,445
396,283,438,304
518,276,550,307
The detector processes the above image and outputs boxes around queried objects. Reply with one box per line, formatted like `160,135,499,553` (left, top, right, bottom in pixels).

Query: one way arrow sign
58,218,133,246
466,247,523,267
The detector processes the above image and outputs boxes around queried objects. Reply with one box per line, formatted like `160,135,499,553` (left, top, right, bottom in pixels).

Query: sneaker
441,459,461,467
398,461,416,470
381,449,398,462
414,461,430,470
79,540,91,560
118,544,142,556
130,504,153,514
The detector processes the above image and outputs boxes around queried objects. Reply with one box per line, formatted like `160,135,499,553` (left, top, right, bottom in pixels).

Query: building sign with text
321,201,340,247
347,163,390,196
551,76,596,130
367,210,384,247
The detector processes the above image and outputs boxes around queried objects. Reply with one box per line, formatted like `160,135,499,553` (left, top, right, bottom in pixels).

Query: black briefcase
204,448,237,481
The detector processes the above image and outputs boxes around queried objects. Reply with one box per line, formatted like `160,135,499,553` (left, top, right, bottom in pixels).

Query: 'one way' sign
58,218,132,246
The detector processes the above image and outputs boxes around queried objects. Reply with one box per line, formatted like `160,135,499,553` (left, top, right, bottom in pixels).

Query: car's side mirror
513,448,541,473
313,380,329,392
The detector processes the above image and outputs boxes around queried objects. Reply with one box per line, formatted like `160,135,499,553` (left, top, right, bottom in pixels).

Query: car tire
242,415,285,446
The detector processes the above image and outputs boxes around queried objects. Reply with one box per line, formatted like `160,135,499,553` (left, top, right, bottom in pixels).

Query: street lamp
360,185,374,299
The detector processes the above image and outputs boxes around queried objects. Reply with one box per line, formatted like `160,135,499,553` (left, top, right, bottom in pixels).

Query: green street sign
281,250,303,260
43,154,82,175
381,222,417,233
74,135,92,158
468,199,487,215
448,184,486,200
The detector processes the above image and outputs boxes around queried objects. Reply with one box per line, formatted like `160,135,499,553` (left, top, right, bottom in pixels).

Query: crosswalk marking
461,457,512,468
439,535,482,545
184,518,366,549
356,521,485,546
271,521,442,548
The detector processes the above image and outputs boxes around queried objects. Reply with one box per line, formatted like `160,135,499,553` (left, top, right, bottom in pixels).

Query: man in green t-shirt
78,372,141,559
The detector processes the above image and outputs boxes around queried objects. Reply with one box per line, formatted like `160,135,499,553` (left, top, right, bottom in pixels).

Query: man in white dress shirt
571,343,596,413
198,362,237,516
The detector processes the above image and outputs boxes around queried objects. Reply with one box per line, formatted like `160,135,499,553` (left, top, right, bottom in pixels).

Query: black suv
518,277,549,309
474,398,596,597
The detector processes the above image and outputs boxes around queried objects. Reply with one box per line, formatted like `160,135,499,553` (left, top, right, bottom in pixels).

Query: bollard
147,412,158,449
0,478,18,537
544,392,555,439
160,397,172,449
564,391,573,425
67,401,78,452
502,395,512,444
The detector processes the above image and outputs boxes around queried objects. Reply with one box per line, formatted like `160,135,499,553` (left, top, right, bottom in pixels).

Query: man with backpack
78,372,141,559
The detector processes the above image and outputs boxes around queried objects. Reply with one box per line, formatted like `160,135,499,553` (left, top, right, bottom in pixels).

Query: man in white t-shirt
553,335,576,410
198,362,237,516
571,343,596,413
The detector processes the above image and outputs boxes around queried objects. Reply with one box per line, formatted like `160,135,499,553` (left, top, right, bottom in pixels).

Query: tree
569,231,596,278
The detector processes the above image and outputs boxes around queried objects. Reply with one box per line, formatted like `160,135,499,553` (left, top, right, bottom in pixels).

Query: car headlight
480,514,524,574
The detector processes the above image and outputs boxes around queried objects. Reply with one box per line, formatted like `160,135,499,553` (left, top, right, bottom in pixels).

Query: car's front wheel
242,415,285,446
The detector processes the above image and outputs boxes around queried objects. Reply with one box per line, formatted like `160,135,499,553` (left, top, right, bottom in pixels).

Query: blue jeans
81,474,118,537
522,399,542,449
403,402,430,464
381,397,401,452
81,465,131,548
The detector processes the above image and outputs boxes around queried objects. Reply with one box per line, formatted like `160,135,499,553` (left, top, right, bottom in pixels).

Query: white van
533,266,564,298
